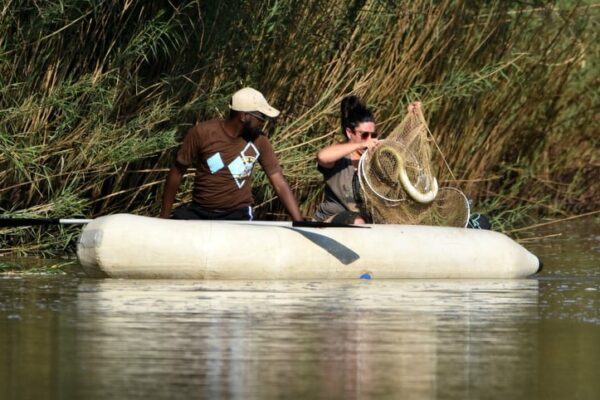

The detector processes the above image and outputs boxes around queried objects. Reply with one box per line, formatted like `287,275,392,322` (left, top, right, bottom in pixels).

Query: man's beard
241,121,262,141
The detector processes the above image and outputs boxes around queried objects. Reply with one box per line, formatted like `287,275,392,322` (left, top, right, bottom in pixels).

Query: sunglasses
246,111,266,122
354,129,378,140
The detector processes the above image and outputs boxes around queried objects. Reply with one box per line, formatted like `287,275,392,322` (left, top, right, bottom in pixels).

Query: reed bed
0,0,598,255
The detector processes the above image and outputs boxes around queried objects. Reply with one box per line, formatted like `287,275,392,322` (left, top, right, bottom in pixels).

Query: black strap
292,221,370,229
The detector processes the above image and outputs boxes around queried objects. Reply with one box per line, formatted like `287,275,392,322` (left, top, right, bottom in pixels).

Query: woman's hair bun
341,95,373,134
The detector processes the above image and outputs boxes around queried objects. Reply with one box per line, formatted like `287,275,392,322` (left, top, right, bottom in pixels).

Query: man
160,87,303,221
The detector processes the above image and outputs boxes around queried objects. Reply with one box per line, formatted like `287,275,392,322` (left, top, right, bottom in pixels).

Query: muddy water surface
1,218,598,400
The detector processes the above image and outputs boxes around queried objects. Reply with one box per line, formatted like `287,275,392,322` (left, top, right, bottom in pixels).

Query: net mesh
358,107,470,227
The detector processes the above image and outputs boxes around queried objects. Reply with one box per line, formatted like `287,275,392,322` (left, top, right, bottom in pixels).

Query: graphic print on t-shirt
206,152,225,174
225,142,261,189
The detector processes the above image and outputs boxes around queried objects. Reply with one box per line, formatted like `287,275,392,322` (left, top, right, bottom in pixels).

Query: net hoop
438,186,471,228
358,140,438,204
358,141,405,204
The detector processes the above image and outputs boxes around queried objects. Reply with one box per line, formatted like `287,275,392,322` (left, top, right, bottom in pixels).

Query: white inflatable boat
77,214,541,279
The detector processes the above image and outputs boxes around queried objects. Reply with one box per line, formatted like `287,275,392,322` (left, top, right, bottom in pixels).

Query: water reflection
72,279,539,399
2,217,599,399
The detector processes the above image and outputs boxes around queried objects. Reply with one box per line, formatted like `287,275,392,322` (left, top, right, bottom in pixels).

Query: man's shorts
171,203,253,221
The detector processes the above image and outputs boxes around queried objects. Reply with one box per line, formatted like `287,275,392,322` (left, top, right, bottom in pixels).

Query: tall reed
1,0,598,254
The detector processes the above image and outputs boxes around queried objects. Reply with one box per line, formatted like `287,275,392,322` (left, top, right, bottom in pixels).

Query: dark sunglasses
246,111,266,122
354,129,378,140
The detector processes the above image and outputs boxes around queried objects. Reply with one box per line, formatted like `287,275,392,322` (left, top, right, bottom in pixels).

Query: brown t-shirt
176,119,282,210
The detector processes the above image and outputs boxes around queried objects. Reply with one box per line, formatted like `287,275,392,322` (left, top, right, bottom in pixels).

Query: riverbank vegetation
1,0,599,255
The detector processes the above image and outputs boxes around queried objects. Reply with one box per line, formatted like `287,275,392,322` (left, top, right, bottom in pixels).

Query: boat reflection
74,279,539,399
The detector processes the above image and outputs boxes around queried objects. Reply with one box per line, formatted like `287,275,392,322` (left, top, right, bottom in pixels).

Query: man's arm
160,163,187,218
267,171,303,222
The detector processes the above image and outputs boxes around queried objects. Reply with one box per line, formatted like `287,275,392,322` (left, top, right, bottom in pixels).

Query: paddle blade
0,218,60,227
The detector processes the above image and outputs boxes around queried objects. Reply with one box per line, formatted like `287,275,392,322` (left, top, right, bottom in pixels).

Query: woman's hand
407,101,421,113
363,137,379,151
358,137,379,155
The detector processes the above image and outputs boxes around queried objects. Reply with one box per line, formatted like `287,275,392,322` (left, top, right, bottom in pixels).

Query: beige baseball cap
230,87,280,118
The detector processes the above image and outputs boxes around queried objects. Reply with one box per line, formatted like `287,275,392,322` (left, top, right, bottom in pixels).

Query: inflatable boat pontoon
77,214,542,279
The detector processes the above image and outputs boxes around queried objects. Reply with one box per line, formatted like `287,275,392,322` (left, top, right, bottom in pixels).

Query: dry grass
0,0,598,254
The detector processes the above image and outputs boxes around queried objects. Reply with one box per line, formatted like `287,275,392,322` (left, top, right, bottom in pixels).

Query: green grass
0,258,78,274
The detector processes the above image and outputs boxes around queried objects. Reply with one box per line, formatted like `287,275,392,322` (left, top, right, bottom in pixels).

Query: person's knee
331,210,363,225
353,216,366,224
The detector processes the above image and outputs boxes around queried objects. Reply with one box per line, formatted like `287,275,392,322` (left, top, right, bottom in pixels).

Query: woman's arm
316,139,379,168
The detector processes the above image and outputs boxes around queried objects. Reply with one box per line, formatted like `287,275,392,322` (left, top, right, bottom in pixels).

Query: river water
1,218,598,400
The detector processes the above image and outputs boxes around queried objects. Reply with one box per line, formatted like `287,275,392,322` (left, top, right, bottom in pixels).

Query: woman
314,95,380,224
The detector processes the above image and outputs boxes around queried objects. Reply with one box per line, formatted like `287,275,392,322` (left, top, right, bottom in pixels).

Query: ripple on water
0,217,599,399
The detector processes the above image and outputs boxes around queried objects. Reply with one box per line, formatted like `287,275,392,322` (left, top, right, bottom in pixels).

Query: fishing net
357,106,470,227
